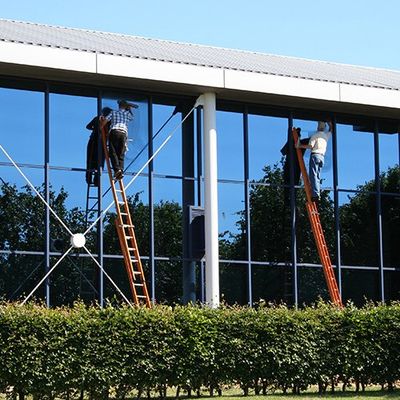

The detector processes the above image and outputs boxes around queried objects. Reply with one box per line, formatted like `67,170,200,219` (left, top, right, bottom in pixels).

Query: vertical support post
332,116,342,296
196,107,205,302
243,107,252,306
44,85,50,307
374,120,385,302
288,113,298,308
196,107,203,207
398,128,400,163
97,93,104,307
148,97,156,303
203,92,219,308
182,102,196,304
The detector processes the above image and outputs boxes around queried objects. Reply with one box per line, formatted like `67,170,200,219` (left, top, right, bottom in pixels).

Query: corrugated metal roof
1,18,400,91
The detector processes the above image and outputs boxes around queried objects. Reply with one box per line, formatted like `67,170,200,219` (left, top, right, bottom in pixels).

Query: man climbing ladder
292,127,343,307
100,101,151,307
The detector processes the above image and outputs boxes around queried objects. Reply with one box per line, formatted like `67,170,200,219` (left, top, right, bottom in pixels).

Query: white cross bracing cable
0,144,73,236
84,105,196,235
83,245,133,307
0,144,133,306
21,246,73,305
1,103,197,305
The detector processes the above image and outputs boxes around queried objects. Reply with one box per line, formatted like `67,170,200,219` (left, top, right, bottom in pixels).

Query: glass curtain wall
0,78,399,306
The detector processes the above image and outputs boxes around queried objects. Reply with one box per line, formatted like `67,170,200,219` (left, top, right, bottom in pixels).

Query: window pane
155,260,182,304
218,182,245,260
0,87,44,165
342,269,379,305
379,132,399,193
252,264,290,305
51,255,99,306
217,111,243,180
248,115,288,181
340,192,378,267
104,256,135,304
153,104,181,176
382,194,399,268
153,177,182,258
0,166,44,252
384,271,400,301
220,262,247,305
250,182,288,263
337,123,374,190
0,254,45,301
298,266,330,304
50,93,97,168
379,132,399,173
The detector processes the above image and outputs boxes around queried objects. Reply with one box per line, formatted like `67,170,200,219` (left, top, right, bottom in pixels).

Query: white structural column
203,92,220,308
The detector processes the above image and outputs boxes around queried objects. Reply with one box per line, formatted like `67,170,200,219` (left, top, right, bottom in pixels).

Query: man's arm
87,117,98,131
296,140,312,149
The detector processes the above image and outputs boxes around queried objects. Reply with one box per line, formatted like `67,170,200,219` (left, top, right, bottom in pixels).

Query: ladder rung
120,224,134,228
120,212,128,216
136,295,147,299
132,270,141,274
118,201,125,205
115,189,123,192
135,283,144,287
127,247,135,251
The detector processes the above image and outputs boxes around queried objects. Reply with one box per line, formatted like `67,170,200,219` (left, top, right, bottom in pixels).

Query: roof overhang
0,41,399,119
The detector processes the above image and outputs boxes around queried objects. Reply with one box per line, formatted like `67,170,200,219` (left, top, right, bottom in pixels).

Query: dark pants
86,134,105,186
108,129,126,173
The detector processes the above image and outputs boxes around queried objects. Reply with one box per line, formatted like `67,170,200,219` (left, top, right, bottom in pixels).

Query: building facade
0,19,399,307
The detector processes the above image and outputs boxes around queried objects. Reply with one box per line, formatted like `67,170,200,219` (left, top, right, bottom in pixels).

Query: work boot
114,170,123,180
311,196,320,205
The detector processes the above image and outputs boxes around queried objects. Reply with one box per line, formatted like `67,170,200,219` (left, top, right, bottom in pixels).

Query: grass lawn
194,386,400,400
1,387,399,399
220,393,400,399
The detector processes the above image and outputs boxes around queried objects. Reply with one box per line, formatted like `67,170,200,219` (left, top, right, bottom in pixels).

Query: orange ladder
101,125,151,307
292,127,343,307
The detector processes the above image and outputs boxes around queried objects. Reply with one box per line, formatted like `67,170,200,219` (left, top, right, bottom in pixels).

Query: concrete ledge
0,41,96,73
339,83,400,109
97,54,225,88
0,41,399,112
224,69,341,102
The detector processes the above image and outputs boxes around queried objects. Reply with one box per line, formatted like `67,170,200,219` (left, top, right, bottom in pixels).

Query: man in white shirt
297,121,332,202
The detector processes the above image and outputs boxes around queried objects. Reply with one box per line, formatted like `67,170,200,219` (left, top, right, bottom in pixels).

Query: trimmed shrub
0,302,399,397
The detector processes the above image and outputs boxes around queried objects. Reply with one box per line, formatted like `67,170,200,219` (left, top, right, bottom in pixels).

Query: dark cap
117,99,138,109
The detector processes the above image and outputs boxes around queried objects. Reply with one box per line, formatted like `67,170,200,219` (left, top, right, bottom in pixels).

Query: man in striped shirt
102,99,138,180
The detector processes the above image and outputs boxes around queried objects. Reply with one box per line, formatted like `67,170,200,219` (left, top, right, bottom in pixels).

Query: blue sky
2,0,400,70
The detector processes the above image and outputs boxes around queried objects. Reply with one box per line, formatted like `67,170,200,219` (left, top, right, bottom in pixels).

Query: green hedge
0,302,399,398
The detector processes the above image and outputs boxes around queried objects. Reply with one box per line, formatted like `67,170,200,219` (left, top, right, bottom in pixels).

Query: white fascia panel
0,41,96,73
97,54,224,88
340,84,400,109
224,69,340,101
